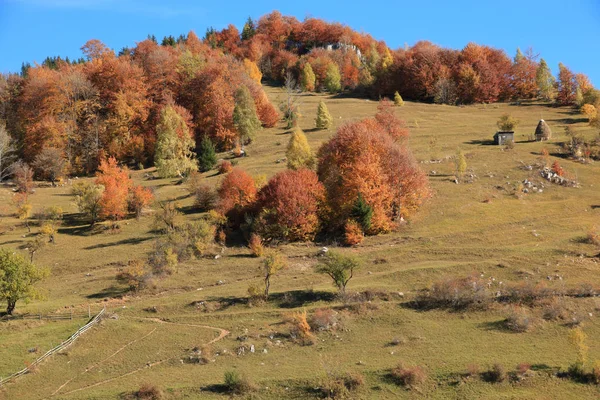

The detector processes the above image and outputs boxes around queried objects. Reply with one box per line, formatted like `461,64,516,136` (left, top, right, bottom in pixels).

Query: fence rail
0,307,106,387
1,312,93,321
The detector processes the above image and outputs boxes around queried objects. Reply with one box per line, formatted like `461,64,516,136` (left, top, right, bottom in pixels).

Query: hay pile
535,119,552,141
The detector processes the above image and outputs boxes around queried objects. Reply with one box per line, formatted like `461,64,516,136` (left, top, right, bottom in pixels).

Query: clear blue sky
1,0,599,84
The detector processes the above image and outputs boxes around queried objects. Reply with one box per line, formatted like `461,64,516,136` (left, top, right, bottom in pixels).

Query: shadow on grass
199,384,229,394
189,289,336,311
465,139,496,146
547,117,588,125
83,236,153,250
0,239,24,246
86,285,128,299
477,319,520,333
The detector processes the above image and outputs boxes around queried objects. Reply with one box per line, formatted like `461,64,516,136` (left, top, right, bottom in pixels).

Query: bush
592,361,600,384
588,227,600,247
321,372,365,399
414,275,491,310
247,283,266,305
466,363,480,378
309,308,338,332
483,363,506,383
391,362,427,389
502,281,555,306
218,160,233,174
248,234,264,257
133,383,162,399
223,370,256,394
344,220,364,246
504,306,533,332
286,310,315,345
116,260,152,292
542,297,570,321
194,185,217,211
497,114,519,131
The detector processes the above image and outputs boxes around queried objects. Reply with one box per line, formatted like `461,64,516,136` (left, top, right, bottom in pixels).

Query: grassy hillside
0,87,599,399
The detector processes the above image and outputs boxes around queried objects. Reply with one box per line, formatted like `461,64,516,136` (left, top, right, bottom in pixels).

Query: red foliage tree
128,185,154,220
217,167,257,226
557,63,577,105
374,99,410,141
255,169,325,241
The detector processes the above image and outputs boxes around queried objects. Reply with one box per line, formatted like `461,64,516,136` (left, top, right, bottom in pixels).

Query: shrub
116,260,152,292
483,363,506,383
315,251,360,295
503,281,555,306
466,363,480,378
287,310,315,345
321,372,365,398
193,184,217,211
309,308,338,332
504,306,533,332
133,383,162,399
516,363,532,376
344,220,364,246
497,114,519,131
247,283,266,305
551,160,565,176
588,227,600,247
394,91,404,106
248,234,264,257
218,160,233,174
391,362,427,389
223,370,256,395
592,361,600,384
542,297,570,321
414,275,491,310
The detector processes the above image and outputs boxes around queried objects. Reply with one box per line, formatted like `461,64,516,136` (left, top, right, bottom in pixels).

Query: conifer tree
286,128,315,170
300,63,316,92
155,105,197,178
241,17,256,41
536,59,556,101
394,91,405,106
233,85,262,147
324,63,341,93
197,136,217,172
315,101,333,130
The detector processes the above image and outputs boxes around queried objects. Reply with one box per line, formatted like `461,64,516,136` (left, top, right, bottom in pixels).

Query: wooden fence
0,307,106,387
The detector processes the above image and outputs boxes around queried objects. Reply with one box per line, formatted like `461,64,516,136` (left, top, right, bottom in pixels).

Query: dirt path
48,318,229,398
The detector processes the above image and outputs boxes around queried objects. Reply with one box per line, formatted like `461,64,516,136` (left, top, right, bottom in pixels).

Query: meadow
0,86,599,399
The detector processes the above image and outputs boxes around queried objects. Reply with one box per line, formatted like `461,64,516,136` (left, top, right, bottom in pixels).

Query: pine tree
350,193,373,232
154,105,197,178
197,137,217,172
315,101,333,130
536,59,556,101
300,63,316,92
286,128,315,170
233,85,262,147
394,91,405,106
241,17,256,41
324,63,342,93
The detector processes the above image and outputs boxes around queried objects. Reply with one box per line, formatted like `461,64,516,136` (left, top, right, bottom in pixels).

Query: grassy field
1,86,599,399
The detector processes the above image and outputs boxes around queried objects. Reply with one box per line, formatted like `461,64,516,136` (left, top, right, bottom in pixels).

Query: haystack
535,119,552,141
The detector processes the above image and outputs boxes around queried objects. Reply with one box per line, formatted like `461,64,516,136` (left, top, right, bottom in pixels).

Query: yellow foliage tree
243,59,262,84
315,101,333,129
286,128,315,170
300,62,316,92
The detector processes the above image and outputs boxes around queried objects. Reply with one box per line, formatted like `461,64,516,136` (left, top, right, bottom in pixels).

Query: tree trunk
6,299,16,315
264,275,270,298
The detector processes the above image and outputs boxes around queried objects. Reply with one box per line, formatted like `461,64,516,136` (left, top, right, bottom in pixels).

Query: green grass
0,88,599,399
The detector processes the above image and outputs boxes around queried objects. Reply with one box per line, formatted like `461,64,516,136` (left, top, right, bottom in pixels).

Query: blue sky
1,0,599,84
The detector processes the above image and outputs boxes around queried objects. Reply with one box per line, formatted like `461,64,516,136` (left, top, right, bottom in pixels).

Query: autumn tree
315,100,333,130
497,114,519,131
261,250,286,298
0,248,49,315
11,162,34,195
243,59,262,84
557,63,577,106
217,167,257,226
197,136,217,172
300,62,316,92
375,99,410,141
233,85,262,147
536,58,556,101
394,91,405,106
317,117,429,234
95,157,132,224
254,168,325,241
315,251,359,295
32,147,65,185
324,63,342,93
154,104,197,178
128,185,154,220
72,181,104,226
286,128,315,170
510,48,538,99
0,122,16,182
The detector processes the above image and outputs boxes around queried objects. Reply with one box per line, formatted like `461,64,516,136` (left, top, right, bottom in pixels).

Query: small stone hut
535,119,552,141
494,131,514,145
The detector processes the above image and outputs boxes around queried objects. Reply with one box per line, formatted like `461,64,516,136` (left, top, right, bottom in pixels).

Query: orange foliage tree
254,169,325,242
217,167,257,226
96,157,132,222
128,185,154,220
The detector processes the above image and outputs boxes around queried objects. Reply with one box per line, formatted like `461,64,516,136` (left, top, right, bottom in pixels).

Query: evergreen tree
350,193,373,232
536,59,556,101
286,128,315,170
154,105,197,178
514,47,524,63
300,63,316,92
241,17,256,41
197,137,217,172
233,85,262,146
315,100,333,129
394,91,405,106
324,63,342,93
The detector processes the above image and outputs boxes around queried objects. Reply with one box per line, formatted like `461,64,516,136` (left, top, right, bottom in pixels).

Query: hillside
1,86,599,399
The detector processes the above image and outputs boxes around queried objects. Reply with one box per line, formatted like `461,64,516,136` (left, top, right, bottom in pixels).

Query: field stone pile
540,168,578,187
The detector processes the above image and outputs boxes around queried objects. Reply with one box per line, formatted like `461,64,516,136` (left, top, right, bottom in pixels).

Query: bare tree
0,122,16,182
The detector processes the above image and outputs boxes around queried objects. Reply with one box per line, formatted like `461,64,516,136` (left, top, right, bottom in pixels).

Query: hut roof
535,119,552,138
